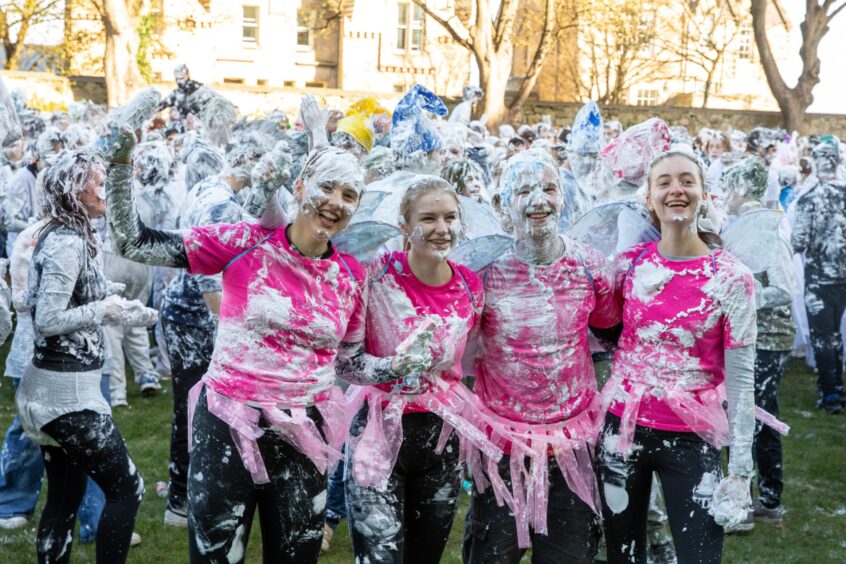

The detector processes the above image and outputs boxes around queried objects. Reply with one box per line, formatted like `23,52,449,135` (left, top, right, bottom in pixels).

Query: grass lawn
0,353,844,563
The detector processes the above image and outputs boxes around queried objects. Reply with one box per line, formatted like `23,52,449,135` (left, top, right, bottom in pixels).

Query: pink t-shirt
366,251,483,411
183,221,366,406
607,242,757,431
476,238,620,424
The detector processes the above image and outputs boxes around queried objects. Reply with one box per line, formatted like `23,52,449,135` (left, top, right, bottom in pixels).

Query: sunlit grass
0,349,843,563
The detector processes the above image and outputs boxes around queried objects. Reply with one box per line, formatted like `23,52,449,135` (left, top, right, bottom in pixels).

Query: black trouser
463,455,600,563
805,281,846,398
345,410,462,564
39,410,143,564
162,319,214,510
754,349,789,508
597,414,723,564
188,388,326,564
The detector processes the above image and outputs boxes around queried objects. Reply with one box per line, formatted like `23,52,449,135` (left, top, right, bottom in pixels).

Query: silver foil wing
332,220,403,262
0,77,22,147
566,202,659,258
722,208,784,274
450,234,514,271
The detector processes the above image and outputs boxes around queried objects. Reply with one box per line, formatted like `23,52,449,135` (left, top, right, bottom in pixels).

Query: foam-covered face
647,155,705,228
463,170,484,201
2,138,24,163
708,141,724,162
763,145,777,165
403,189,462,262
174,69,190,89
297,177,361,241
507,163,562,240
438,140,464,169
567,151,597,186
78,166,107,218
723,183,749,215
334,131,366,160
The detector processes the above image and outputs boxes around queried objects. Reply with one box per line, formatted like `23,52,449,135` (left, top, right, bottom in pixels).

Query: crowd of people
0,64,843,564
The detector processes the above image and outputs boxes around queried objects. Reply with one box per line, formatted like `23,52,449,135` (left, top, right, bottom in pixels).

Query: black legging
754,349,790,508
345,410,463,564
188,388,327,563
162,319,215,511
597,414,724,564
39,410,143,564
805,281,846,399
463,454,600,563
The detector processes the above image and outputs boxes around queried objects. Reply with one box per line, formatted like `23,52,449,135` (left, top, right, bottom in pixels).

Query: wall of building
145,0,469,96
4,70,846,137
519,100,846,137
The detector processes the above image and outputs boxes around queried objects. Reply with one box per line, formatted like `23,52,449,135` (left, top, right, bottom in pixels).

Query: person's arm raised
104,127,189,268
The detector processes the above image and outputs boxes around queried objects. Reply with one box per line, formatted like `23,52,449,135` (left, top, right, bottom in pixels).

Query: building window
297,10,312,48
737,24,753,60
635,89,660,106
242,5,259,44
396,2,424,51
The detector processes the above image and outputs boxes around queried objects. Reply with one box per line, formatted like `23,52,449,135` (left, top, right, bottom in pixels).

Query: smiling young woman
597,150,758,564
15,148,155,563
343,176,486,564
464,150,620,562
104,130,413,563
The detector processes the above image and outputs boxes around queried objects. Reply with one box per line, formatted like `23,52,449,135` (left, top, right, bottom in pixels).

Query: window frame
737,23,753,61
242,5,260,46
296,9,313,49
635,88,660,107
395,1,424,52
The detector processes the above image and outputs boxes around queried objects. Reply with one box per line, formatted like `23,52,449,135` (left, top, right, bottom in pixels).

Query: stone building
131,0,470,97
60,0,793,112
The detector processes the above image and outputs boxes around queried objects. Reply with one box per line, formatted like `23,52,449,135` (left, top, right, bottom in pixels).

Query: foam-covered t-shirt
183,221,366,406
606,242,757,431
366,251,483,411
476,237,620,424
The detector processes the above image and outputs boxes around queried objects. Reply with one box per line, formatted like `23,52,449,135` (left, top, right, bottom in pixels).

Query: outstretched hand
710,474,752,528
299,95,329,148
98,295,158,327
391,318,437,377
99,125,137,166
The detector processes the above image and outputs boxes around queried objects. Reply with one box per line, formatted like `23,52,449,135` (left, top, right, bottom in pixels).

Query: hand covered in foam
391,318,437,377
299,95,329,148
97,294,158,327
99,125,137,165
245,141,294,217
710,474,752,528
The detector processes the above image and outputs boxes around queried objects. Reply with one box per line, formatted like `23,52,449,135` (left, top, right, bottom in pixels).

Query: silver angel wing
451,234,514,271
451,195,513,271
721,208,784,274
332,220,403,262
565,201,659,258
0,77,22,147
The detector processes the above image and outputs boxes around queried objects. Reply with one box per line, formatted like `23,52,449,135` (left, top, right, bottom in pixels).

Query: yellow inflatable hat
336,114,374,153
347,97,391,119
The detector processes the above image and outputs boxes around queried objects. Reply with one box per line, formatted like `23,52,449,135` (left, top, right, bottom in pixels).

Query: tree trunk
482,49,512,126
702,61,718,108
507,0,556,116
781,95,805,135
750,0,839,133
102,0,144,107
1,12,14,69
